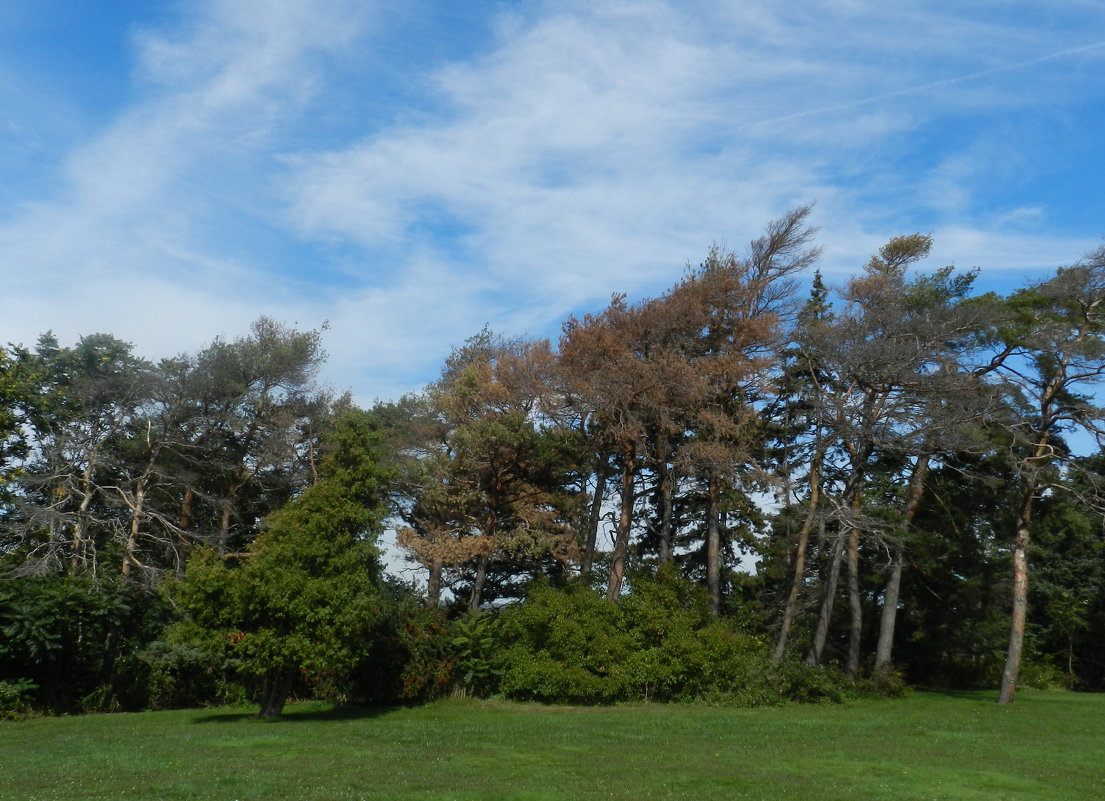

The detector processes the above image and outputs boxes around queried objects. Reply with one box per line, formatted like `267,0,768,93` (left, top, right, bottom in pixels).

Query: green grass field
1,690,1101,800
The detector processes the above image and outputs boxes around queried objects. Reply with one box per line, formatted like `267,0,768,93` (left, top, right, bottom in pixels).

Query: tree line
2,207,1104,717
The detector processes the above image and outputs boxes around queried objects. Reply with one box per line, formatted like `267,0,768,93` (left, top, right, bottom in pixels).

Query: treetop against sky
2,0,1104,404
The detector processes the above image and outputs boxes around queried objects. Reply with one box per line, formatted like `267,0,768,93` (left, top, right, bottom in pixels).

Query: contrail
752,39,1105,128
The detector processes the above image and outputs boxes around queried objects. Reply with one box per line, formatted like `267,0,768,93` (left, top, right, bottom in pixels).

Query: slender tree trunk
873,546,902,670
658,461,676,565
70,490,94,575
469,488,500,612
606,445,636,602
121,482,146,577
773,450,822,663
581,461,608,577
998,471,1039,704
706,474,722,616
845,522,862,677
874,454,930,675
468,552,489,613
806,533,844,666
69,453,98,575
835,452,870,674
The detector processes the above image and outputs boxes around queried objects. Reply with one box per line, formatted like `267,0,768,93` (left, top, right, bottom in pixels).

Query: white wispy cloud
2,0,1104,403
1,0,374,352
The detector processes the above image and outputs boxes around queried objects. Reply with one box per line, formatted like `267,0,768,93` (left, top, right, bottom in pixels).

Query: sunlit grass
2,690,1102,800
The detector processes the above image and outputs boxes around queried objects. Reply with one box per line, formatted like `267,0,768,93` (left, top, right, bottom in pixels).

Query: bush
139,624,245,710
0,678,37,720
489,569,850,706
1017,658,1066,690
450,612,503,697
0,576,172,713
351,596,457,704
496,583,626,703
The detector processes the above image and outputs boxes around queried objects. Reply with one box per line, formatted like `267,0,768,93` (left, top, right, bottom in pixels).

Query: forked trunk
70,455,98,575
121,482,146,577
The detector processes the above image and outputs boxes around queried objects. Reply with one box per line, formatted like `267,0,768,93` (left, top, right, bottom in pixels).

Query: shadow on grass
917,689,998,702
192,703,398,724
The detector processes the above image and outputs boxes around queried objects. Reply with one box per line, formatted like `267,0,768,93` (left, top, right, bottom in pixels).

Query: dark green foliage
136,623,245,710
0,575,171,712
450,611,504,696
490,570,847,705
0,677,36,719
1029,455,1105,689
893,457,1012,688
346,583,458,704
171,409,395,716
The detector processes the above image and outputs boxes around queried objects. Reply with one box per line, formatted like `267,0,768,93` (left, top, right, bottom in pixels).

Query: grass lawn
1,690,1102,800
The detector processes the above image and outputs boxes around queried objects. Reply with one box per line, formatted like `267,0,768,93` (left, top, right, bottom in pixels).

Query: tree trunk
706,475,722,616
179,487,194,530
658,460,676,565
836,457,868,677
258,668,294,719
773,452,822,663
468,552,489,613
998,475,1037,704
873,454,929,675
806,533,843,666
845,523,862,677
581,461,608,577
873,546,902,675
219,498,233,555
69,454,98,575
606,445,636,602
121,482,146,577
426,555,443,607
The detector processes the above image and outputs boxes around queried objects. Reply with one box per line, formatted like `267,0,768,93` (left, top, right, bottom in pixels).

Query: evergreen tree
176,409,394,718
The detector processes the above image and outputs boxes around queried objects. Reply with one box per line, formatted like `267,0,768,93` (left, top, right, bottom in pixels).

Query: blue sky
3,0,1105,404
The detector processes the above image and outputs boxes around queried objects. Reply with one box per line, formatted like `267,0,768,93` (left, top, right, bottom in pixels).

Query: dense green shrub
496,583,624,703
0,576,171,713
138,622,246,710
491,569,849,705
349,588,457,704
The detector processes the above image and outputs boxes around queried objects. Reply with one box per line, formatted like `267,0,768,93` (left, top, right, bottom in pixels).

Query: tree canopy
3,219,1105,716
